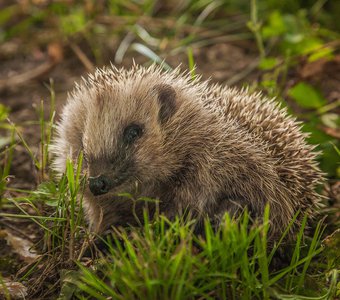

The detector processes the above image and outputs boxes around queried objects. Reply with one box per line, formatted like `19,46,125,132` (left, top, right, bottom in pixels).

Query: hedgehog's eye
123,124,144,144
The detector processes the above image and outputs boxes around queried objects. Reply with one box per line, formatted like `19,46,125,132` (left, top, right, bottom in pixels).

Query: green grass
0,104,14,201
74,208,337,300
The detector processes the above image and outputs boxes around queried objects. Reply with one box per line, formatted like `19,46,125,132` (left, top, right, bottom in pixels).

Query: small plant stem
249,0,265,58
317,99,340,115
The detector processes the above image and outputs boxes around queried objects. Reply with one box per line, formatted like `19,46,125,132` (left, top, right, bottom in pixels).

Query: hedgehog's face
82,82,179,199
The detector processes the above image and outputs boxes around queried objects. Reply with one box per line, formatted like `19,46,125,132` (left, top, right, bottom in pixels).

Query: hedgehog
51,64,323,238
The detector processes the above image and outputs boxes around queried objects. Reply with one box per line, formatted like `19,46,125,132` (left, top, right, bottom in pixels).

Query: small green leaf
258,57,278,70
308,46,334,62
262,11,286,39
59,9,86,36
0,104,9,121
288,82,326,109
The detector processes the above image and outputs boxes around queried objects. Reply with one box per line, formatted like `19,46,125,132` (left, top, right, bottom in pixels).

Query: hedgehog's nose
89,175,110,196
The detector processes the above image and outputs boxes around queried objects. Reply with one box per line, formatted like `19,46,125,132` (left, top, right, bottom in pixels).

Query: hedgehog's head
82,78,180,199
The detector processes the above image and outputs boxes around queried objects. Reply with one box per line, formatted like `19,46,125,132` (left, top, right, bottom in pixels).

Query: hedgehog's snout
89,175,111,196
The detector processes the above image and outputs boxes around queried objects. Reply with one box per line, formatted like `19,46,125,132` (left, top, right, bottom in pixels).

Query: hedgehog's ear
153,84,177,124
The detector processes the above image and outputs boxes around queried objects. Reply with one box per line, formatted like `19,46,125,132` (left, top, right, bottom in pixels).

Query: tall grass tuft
75,206,335,300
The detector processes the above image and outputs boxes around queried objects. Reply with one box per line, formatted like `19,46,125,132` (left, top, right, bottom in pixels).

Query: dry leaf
2,229,40,263
0,278,28,299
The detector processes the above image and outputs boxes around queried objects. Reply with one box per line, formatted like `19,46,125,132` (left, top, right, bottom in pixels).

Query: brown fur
51,64,323,238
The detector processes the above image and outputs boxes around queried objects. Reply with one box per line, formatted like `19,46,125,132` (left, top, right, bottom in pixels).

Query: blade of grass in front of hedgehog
197,212,251,297
256,204,270,299
285,214,308,291
113,231,146,298
65,152,85,260
297,219,325,293
240,212,259,298
48,174,69,253
267,219,324,288
32,153,86,255
268,210,301,265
